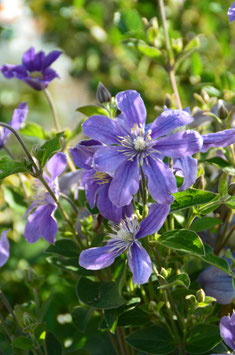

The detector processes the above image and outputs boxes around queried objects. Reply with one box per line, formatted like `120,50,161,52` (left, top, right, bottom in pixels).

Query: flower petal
82,115,123,144
46,152,67,180
116,90,147,127
22,47,36,71
43,67,59,81
24,204,58,244
79,245,121,270
137,203,170,239
0,64,28,79
70,139,102,169
220,315,235,350
109,159,140,207
149,109,194,139
9,102,28,131
94,146,127,175
43,50,62,68
97,183,123,223
82,169,100,208
128,241,152,284
174,156,197,191
228,2,235,23
143,157,176,204
0,230,10,267
201,129,235,153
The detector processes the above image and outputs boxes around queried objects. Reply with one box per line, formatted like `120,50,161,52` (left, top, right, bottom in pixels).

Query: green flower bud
218,100,228,120
96,82,111,104
196,289,206,303
193,175,205,190
228,183,235,196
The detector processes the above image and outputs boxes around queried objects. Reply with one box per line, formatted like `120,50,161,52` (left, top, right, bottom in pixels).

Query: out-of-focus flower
0,230,10,267
228,2,235,23
79,203,170,284
83,90,202,207
0,0,23,25
220,311,235,350
0,47,62,90
24,152,67,244
0,103,28,148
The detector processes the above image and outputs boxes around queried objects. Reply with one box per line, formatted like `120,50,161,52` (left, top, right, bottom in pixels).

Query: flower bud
96,82,111,104
196,289,206,303
228,183,235,196
164,94,172,109
160,267,168,278
193,175,205,190
217,100,228,120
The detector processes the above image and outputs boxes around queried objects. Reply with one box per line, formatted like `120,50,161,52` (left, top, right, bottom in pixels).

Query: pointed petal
79,245,121,270
22,47,36,71
70,139,102,169
82,170,99,208
174,156,197,191
0,64,28,79
153,130,203,158
94,146,126,175
82,115,122,144
9,103,28,131
128,242,152,284
31,51,45,71
116,90,146,128
137,203,170,239
43,67,59,81
43,50,62,68
97,182,122,223
109,159,140,207
201,129,235,152
46,152,67,180
149,109,194,139
0,230,10,267
143,157,176,204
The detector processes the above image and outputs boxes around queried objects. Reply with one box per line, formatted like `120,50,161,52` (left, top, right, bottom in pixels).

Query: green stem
215,209,233,254
0,291,22,333
116,327,127,355
44,89,61,132
59,192,78,213
0,313,12,339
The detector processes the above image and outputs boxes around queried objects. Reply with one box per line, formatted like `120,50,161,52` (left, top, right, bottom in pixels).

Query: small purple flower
0,230,10,267
24,152,67,244
220,311,235,350
79,203,170,284
70,140,133,223
0,103,28,148
228,2,235,22
82,90,203,207
0,47,62,90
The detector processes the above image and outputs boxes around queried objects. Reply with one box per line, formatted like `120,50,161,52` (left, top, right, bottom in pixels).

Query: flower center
30,71,44,79
116,229,134,243
133,136,146,151
93,171,110,185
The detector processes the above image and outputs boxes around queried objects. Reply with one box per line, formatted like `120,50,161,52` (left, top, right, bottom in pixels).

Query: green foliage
0,156,29,179
171,189,217,211
33,132,64,167
185,324,221,354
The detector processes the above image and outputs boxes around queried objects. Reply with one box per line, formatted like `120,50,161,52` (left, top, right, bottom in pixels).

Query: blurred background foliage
0,0,234,353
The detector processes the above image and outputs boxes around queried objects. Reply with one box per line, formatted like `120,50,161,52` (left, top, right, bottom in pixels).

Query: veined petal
70,139,102,169
174,156,197,191
109,159,140,207
0,230,10,267
128,241,152,284
97,183,122,223
143,157,176,204
136,203,170,239
82,115,122,144
79,245,121,270
43,50,62,68
46,152,67,180
153,130,203,158
201,129,235,153
149,109,194,139
94,146,127,175
116,90,146,127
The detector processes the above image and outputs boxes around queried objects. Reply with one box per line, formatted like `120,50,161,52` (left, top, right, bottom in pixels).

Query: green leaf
76,277,126,309
157,229,205,256
192,52,202,76
137,41,162,58
71,307,92,333
171,189,217,212
159,273,190,289
20,122,47,139
46,256,93,275
218,173,228,196
34,132,63,167
118,308,149,328
200,244,233,276
46,239,79,257
226,196,235,209
76,105,109,117
190,217,222,232
186,324,221,354
46,332,62,355
125,325,175,354
104,308,121,333
0,156,28,179
203,157,235,175
12,336,34,350
184,35,201,51
115,9,144,34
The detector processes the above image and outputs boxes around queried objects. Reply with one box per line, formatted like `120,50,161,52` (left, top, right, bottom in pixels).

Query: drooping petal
70,139,102,169
24,78,44,91
43,50,62,68
43,67,59,81
82,115,123,144
79,245,121,270
136,203,170,239
228,2,235,22
143,157,176,204
0,230,10,267
128,241,152,284
153,130,203,158
9,102,28,131
220,314,235,350
24,204,58,244
0,64,28,79
97,182,122,223
109,159,140,207
82,170,100,208
174,156,197,191
201,129,235,153
94,146,127,175
59,170,83,195
46,152,67,180
22,47,36,71
116,90,147,128
149,109,194,139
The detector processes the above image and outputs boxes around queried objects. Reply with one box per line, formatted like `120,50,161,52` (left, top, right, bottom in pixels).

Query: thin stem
0,313,12,339
59,192,78,213
216,226,235,254
116,327,127,355
44,89,61,132
0,290,22,333
215,209,233,254
169,69,182,110
230,145,235,167
108,332,120,355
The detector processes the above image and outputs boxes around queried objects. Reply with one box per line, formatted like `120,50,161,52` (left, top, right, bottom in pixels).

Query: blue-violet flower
0,230,10,267
228,2,235,22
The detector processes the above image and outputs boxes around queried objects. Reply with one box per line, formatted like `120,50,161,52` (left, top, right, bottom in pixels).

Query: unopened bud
193,175,205,190
160,267,168,278
228,183,235,196
218,100,228,120
164,94,172,108
149,17,158,29
196,289,206,303
96,82,111,104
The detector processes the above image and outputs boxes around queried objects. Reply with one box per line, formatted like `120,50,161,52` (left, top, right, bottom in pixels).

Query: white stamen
133,136,146,151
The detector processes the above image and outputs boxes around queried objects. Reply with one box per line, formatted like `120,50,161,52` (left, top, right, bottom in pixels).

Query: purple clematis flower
228,2,235,22
79,203,170,284
0,47,62,90
219,311,235,350
70,139,133,223
24,152,67,244
0,103,28,148
82,90,203,207
0,230,10,267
